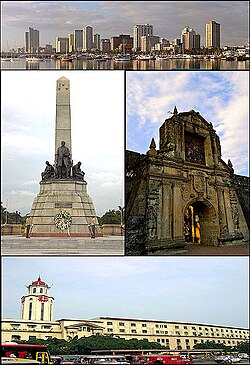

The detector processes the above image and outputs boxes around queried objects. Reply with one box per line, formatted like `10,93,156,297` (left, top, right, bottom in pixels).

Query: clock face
54,210,72,230
38,295,48,302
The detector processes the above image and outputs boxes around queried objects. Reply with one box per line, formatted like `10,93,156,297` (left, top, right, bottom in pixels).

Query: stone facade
30,180,96,237
126,109,249,254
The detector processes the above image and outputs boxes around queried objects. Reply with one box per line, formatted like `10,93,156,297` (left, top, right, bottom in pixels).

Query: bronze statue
72,161,85,180
56,141,71,179
41,161,55,180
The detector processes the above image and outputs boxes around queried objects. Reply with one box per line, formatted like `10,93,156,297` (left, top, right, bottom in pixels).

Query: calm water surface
1,58,249,70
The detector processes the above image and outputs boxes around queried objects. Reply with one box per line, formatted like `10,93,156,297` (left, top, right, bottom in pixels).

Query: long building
133,24,153,51
2,277,249,349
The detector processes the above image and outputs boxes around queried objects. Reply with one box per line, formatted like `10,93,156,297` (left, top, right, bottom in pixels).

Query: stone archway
183,199,219,246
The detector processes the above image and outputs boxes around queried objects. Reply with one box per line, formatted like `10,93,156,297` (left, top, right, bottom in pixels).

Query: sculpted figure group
41,141,85,181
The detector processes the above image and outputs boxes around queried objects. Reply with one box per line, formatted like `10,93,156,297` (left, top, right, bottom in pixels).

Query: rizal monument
29,76,98,237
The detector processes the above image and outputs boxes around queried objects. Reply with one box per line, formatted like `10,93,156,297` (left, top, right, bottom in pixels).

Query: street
1,235,124,256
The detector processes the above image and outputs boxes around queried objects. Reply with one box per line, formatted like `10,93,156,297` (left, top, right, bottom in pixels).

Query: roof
31,277,47,286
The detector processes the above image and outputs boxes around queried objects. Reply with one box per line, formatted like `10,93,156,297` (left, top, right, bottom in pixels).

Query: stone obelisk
30,77,99,237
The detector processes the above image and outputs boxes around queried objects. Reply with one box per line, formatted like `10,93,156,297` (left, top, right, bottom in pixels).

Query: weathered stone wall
1,224,22,235
234,174,250,230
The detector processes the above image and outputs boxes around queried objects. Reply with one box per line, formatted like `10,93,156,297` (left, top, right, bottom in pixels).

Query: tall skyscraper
133,24,153,51
93,33,101,50
24,27,39,53
55,37,69,53
83,26,93,51
74,29,83,51
181,26,200,50
206,20,220,49
68,33,74,53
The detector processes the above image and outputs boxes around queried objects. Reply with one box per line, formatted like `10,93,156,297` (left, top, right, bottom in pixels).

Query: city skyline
2,257,249,329
127,71,249,177
1,1,249,51
1,71,124,216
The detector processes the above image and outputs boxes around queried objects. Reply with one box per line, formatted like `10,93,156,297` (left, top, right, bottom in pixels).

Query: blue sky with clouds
127,71,249,176
1,1,249,50
2,257,249,328
1,71,124,216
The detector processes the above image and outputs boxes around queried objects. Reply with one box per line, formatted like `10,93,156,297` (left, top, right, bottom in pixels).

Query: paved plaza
1,235,124,256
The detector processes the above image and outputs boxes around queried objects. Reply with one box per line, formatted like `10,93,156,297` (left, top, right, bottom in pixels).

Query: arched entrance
183,199,219,246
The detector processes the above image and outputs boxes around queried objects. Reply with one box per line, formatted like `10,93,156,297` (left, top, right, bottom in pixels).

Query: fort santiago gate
30,76,97,237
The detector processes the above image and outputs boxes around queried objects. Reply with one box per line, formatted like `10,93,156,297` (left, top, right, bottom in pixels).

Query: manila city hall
2,276,249,351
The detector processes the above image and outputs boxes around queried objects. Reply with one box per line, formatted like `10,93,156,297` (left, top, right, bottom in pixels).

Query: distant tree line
1,202,24,225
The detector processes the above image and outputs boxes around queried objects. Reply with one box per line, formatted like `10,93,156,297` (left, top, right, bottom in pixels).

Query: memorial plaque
55,203,72,208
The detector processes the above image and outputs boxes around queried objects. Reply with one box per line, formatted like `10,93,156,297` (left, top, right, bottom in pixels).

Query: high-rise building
55,37,69,53
83,26,93,51
181,26,200,50
111,34,133,52
141,35,160,52
93,34,101,50
133,24,153,51
206,20,220,49
68,33,74,53
24,27,39,53
73,29,83,51
100,39,111,53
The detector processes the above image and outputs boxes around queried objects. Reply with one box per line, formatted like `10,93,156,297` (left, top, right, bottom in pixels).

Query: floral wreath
54,210,72,230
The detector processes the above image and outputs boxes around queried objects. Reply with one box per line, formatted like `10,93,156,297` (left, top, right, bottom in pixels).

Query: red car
145,355,191,365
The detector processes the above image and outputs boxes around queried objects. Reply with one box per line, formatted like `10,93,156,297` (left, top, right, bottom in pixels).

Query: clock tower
20,277,54,321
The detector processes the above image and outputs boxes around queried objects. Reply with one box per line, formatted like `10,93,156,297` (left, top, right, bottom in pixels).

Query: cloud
10,190,36,197
127,71,249,176
1,1,249,49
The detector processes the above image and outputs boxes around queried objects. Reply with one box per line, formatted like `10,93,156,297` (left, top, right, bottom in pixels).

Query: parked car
145,355,190,365
214,355,232,364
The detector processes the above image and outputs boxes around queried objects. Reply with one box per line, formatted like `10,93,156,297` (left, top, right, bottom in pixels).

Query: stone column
55,76,72,159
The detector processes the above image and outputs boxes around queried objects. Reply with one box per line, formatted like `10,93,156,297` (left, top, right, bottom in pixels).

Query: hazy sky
1,1,249,50
2,256,249,329
127,71,249,177
1,71,124,216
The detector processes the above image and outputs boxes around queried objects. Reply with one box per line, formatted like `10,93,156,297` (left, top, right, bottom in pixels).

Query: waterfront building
111,34,133,52
2,277,249,348
24,27,39,53
45,44,53,54
68,33,74,53
55,37,69,53
206,20,220,49
141,35,160,52
133,24,153,51
100,39,111,53
181,27,200,50
93,34,101,50
83,26,93,51
73,29,83,52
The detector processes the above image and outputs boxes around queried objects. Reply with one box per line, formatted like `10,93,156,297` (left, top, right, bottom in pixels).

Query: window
142,330,147,333
107,329,113,332
12,335,21,341
176,331,180,335
41,303,44,321
120,329,125,333
29,302,32,320
107,322,113,325
184,331,189,335
157,339,160,343
119,322,125,326
142,324,147,327
27,325,37,329
165,331,168,334
42,325,52,329
155,324,159,328
33,288,36,293
175,325,179,329
177,339,181,343
40,288,43,293
183,326,188,329
164,325,168,328
131,323,136,327
29,336,37,340
185,339,190,343
161,339,165,343
131,330,137,333
156,331,159,334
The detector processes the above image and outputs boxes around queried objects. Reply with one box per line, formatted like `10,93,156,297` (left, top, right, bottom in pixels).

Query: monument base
30,179,102,237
